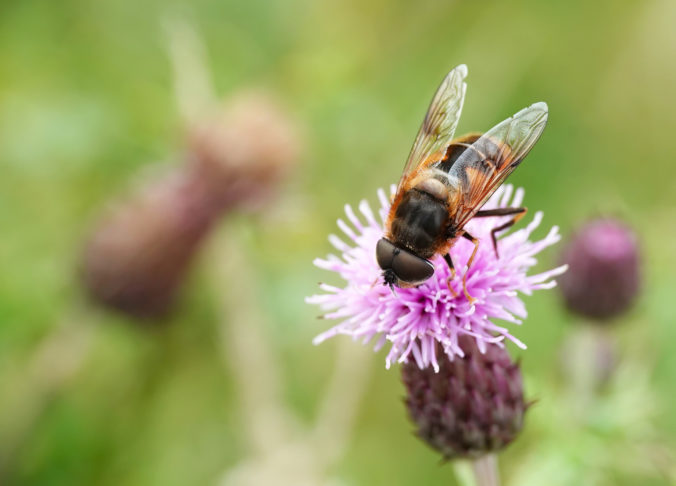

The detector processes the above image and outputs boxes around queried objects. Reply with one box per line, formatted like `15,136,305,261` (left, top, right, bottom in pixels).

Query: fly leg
443,253,458,297
474,207,527,258
461,232,480,303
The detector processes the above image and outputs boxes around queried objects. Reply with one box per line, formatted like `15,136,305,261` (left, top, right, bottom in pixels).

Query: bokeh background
1,0,675,484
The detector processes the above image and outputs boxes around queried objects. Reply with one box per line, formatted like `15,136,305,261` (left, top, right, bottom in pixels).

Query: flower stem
212,228,293,455
163,16,216,124
471,454,500,486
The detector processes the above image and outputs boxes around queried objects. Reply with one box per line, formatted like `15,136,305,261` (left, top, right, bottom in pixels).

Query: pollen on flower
306,185,567,370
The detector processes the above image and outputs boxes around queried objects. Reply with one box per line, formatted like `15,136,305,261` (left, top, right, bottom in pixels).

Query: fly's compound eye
376,238,434,285
391,248,435,284
376,238,396,270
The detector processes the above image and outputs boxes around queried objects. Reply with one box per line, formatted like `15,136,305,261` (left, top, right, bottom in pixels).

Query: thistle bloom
307,185,566,370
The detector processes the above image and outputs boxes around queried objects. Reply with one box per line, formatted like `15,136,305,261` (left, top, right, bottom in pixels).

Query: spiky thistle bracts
402,336,526,459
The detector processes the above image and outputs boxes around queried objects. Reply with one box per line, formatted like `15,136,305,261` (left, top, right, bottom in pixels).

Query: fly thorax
414,178,449,202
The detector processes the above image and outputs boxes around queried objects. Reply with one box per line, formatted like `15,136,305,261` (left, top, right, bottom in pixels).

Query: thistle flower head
558,217,640,321
307,185,566,370
402,335,525,459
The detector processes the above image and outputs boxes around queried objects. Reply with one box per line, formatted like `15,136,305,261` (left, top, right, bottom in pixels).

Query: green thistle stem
471,454,500,486
452,454,500,486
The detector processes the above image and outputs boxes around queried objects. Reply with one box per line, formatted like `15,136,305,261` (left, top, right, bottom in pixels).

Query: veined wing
447,102,548,227
396,64,468,192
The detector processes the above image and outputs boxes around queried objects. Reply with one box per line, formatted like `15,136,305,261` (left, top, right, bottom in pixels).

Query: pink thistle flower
307,184,567,371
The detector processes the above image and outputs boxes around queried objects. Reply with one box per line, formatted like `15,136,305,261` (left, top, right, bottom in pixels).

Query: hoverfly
376,64,548,301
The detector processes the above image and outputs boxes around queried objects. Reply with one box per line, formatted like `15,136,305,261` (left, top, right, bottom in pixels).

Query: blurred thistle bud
81,93,300,319
81,167,216,318
187,93,300,213
558,218,640,321
401,337,525,460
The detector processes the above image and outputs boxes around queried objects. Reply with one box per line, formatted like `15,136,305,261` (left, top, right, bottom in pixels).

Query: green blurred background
1,0,675,484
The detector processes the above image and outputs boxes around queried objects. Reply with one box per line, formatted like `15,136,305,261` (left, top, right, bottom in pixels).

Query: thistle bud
558,218,640,321
187,93,300,213
81,93,300,319
81,167,216,318
401,337,525,460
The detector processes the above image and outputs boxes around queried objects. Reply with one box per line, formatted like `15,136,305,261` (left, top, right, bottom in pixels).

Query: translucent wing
446,102,549,227
396,64,468,192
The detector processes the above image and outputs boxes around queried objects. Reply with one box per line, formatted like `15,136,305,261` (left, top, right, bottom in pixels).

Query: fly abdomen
390,190,447,256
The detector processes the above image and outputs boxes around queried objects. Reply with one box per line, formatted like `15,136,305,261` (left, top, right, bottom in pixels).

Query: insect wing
448,102,548,226
396,64,468,192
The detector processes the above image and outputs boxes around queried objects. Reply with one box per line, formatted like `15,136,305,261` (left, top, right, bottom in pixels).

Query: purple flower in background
558,218,640,321
307,185,567,370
